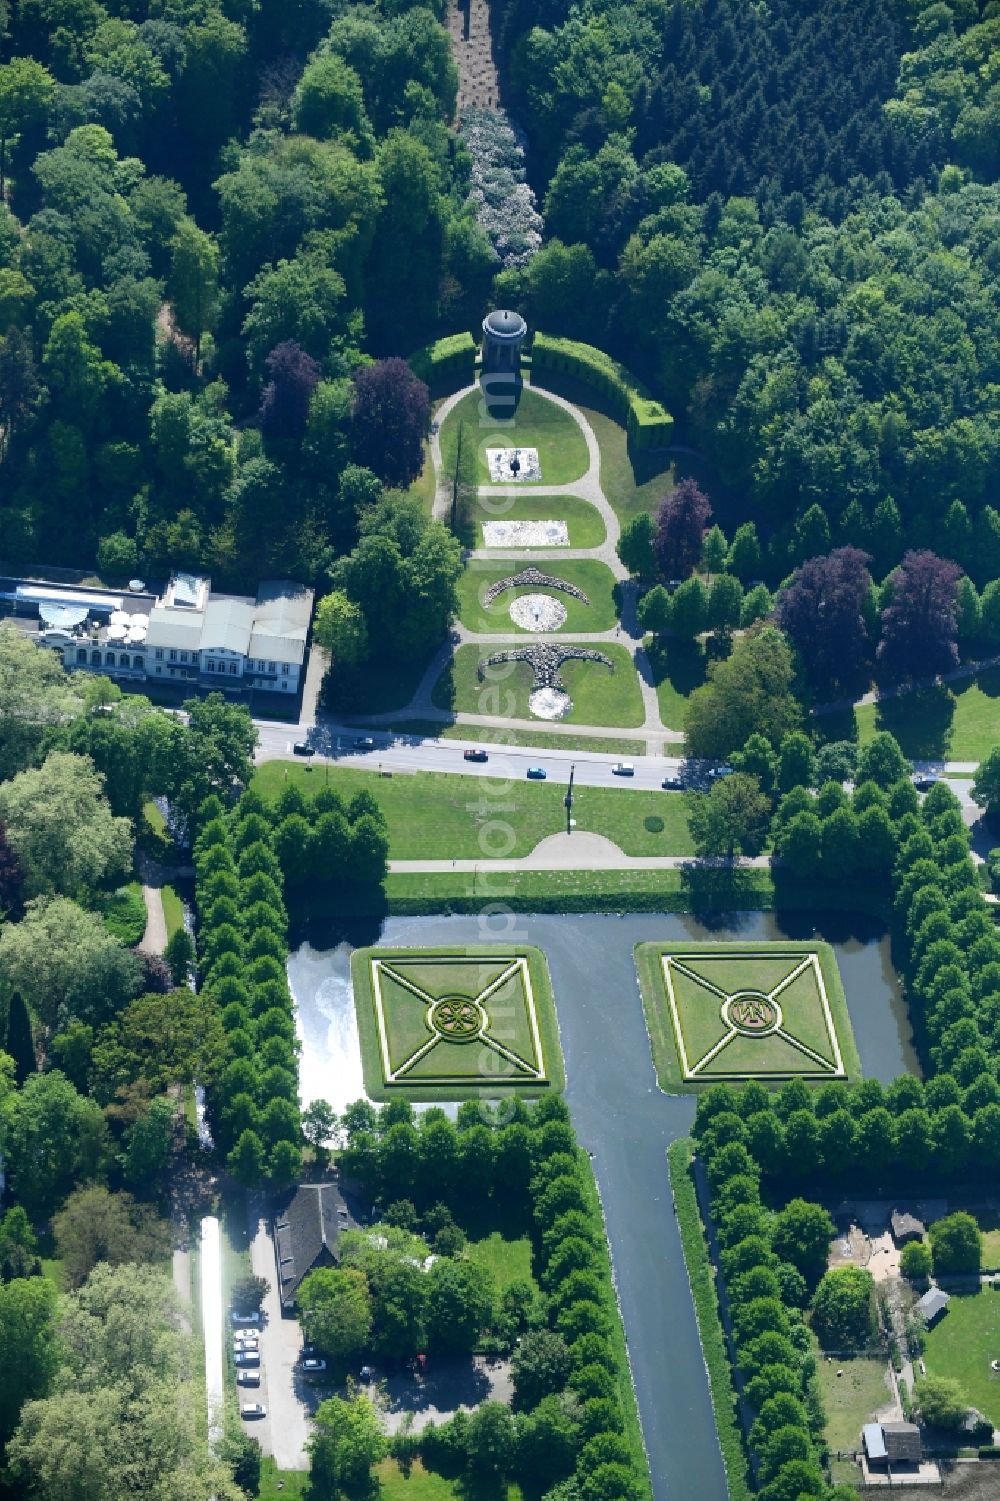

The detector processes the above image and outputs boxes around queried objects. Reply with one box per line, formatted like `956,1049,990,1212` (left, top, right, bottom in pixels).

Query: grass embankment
366,720,646,756
433,641,646,728
253,763,693,859
635,940,862,1092
457,557,620,635
577,1154,653,1501
470,491,607,550
923,1289,1000,1428
668,1140,752,1501
439,385,590,487
853,667,1000,762
350,943,565,1102
161,884,185,941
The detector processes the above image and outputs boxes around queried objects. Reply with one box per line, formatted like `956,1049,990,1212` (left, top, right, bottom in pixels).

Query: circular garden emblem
430,995,486,1043
723,991,781,1037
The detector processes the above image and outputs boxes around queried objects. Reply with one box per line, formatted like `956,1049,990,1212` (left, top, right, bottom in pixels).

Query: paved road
247,1198,316,1469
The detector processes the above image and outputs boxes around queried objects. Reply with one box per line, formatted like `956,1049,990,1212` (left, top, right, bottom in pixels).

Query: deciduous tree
350,358,430,489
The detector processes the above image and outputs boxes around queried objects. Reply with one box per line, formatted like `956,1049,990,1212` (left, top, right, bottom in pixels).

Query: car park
526,767,547,780
612,762,635,776
463,748,488,762
237,1371,261,1387
354,736,375,749
240,1403,266,1420
661,776,683,791
292,741,314,756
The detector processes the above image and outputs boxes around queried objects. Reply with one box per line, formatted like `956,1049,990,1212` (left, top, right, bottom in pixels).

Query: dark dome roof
484,308,526,339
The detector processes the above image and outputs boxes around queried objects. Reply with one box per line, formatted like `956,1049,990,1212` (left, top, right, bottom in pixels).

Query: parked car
231,1312,260,1325
463,748,488,762
240,1403,267,1420
234,1352,260,1367
913,774,940,793
354,736,375,749
707,765,734,780
612,762,635,776
661,776,683,791
302,1357,327,1374
237,1371,261,1387
526,766,547,780
234,1338,259,1353
292,741,314,756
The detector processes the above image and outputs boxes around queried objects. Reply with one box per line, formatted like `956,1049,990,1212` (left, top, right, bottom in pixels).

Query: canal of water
287,909,916,1501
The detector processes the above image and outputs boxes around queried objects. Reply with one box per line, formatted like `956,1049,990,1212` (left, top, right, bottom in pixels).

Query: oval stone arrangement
509,594,568,632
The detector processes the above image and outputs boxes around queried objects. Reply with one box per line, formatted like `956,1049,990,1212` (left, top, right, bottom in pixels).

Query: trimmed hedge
531,332,673,450
409,331,477,395
668,1139,753,1501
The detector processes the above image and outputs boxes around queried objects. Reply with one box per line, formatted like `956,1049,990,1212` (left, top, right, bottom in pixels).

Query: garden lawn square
370,953,546,1088
662,947,846,1082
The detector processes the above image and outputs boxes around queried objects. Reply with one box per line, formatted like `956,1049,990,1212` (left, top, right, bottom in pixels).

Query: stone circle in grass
360,950,550,1091
661,946,848,1082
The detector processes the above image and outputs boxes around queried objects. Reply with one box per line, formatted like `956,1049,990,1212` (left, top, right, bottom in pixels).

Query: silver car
240,1403,266,1420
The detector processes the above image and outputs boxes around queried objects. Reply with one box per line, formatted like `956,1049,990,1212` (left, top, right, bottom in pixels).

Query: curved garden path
417,382,672,749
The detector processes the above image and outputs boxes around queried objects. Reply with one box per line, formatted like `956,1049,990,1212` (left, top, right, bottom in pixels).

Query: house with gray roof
272,1182,354,1313
916,1286,951,1325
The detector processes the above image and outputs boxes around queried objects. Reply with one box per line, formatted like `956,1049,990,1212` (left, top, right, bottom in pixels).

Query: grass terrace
433,641,646,728
636,940,861,1090
439,383,590,488
350,945,563,1101
457,557,619,635
469,491,607,550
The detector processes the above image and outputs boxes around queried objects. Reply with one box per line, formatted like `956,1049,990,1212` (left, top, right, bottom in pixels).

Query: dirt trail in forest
447,0,502,111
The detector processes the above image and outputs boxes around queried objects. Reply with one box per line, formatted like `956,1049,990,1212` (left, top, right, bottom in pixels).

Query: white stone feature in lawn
486,447,541,483
482,519,569,548
510,593,567,632
529,686,572,719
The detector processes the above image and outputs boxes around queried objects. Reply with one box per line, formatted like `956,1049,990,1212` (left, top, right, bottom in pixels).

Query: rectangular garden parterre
350,945,564,1101
637,941,861,1088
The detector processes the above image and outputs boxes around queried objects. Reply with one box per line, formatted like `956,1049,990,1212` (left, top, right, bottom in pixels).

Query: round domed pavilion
482,308,527,373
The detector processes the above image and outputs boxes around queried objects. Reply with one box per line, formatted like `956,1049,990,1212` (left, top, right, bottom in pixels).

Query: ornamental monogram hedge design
662,949,846,1081
482,567,590,607
477,642,614,692
370,954,547,1087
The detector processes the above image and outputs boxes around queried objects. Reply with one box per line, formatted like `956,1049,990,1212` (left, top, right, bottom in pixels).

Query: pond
286,909,916,1501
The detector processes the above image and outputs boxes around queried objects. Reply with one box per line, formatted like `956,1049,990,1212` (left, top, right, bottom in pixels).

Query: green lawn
161,883,185,942
253,764,692,859
144,799,167,836
635,941,861,1092
923,1289,1000,1428
404,438,437,518
374,1459,523,1500
433,641,646,728
468,1232,537,1296
259,1461,309,1499
471,491,606,550
99,881,147,946
648,638,707,735
346,651,436,715
458,557,620,635
853,667,1000,762
439,384,589,487
351,944,564,1101
982,1230,1000,1270
814,1350,892,1452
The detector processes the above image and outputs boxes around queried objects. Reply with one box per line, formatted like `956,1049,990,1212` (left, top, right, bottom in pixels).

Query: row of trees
332,1095,649,1501
238,780,389,892
194,794,301,1185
